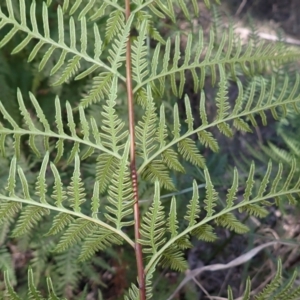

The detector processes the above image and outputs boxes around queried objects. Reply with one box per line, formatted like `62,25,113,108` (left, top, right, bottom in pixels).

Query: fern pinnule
0,201,21,225
132,20,149,85
191,224,217,242
54,219,96,253
96,153,120,194
12,205,50,237
28,268,44,299
4,270,21,300
46,213,74,236
184,180,201,227
67,154,86,213
5,155,17,196
225,167,238,208
255,260,282,299
78,227,123,261
35,151,49,204
167,197,178,239
204,168,218,217
161,148,185,173
81,72,114,107
160,245,187,272
136,86,158,160
100,76,127,153
157,104,167,148
256,160,272,198
141,160,176,190
104,140,134,229
139,181,166,255
242,161,255,202
214,213,249,234
184,95,194,132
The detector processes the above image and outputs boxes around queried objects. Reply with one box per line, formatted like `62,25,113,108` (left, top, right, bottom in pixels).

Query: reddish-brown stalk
124,0,146,299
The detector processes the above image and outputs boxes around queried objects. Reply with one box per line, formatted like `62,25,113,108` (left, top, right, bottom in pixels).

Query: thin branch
124,0,146,299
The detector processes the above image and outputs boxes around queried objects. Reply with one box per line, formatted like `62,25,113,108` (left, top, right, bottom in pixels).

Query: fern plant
1,0,300,299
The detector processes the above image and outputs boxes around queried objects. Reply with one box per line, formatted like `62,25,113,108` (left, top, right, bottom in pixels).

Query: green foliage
0,0,300,299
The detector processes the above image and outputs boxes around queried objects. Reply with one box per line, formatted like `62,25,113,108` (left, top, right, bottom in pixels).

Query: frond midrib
0,11,125,82
145,186,300,273
133,52,300,93
0,194,134,247
138,96,300,174
0,128,122,159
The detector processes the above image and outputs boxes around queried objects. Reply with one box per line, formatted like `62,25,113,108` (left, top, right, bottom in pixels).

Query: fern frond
0,0,125,87
0,91,121,163
139,181,166,255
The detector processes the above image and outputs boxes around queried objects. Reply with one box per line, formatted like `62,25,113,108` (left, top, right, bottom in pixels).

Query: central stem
124,0,146,299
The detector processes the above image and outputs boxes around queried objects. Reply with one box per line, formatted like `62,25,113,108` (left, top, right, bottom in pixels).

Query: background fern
1,0,300,299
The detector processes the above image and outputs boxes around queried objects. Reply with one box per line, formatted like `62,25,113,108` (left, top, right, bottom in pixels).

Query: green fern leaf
100,76,127,153
178,138,205,168
197,130,219,152
54,219,96,252
226,167,238,208
28,268,43,299
105,10,125,43
4,270,21,300
132,20,149,85
66,154,86,213
136,86,158,160
167,197,178,238
81,72,113,107
161,148,185,173
96,153,120,194
0,201,22,224
191,224,217,242
50,162,68,208
160,245,187,272
45,213,74,236
12,206,50,237
78,227,123,261
185,180,201,227
139,181,166,255
203,168,218,217
104,140,134,229
239,203,269,218
141,160,175,190
215,213,249,234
